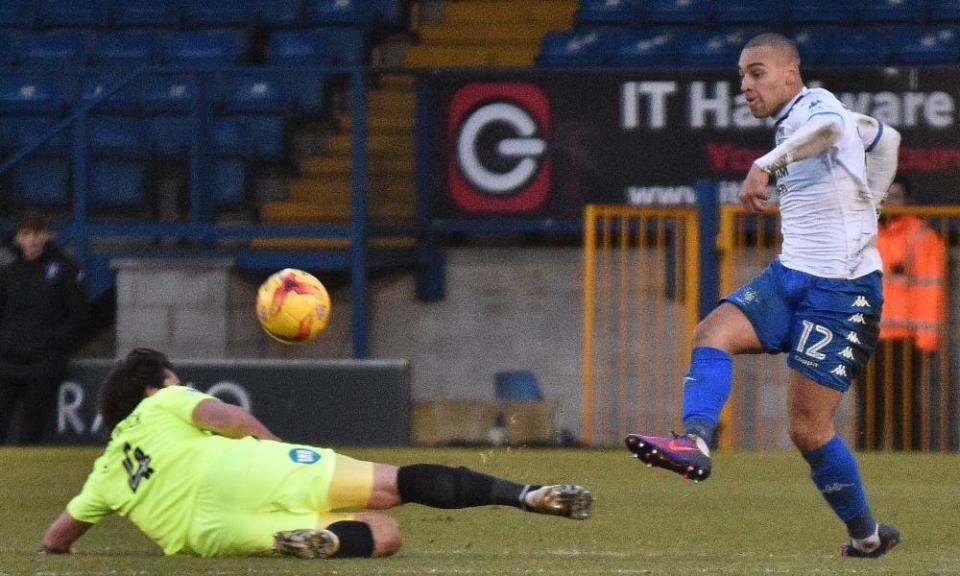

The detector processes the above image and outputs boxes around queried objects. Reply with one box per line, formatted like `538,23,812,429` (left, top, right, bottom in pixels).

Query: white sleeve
859,115,901,209
753,113,843,175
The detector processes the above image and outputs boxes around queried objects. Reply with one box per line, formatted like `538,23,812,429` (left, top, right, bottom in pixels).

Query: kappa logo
848,313,866,324
851,296,871,308
448,83,551,213
846,331,862,344
821,482,853,494
830,365,848,377
839,347,856,360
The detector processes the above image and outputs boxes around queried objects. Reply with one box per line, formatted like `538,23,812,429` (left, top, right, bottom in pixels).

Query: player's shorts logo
289,448,321,464
448,83,551,213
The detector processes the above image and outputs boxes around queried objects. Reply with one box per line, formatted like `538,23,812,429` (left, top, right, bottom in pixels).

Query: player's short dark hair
15,209,50,233
99,348,173,431
743,32,801,67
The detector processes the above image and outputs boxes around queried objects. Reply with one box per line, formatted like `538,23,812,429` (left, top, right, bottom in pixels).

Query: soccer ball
256,268,331,343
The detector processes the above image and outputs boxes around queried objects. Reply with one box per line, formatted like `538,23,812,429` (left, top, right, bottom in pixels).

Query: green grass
1,447,958,575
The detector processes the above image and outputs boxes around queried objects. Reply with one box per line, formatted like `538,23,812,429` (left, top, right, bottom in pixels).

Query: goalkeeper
41,348,592,559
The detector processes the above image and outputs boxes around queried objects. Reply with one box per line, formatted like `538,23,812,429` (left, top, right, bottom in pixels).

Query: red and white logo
448,83,551,213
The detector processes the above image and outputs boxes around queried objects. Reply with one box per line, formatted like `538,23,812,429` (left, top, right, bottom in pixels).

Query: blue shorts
723,258,882,391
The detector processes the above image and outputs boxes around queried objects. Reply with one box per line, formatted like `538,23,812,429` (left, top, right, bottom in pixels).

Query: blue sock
802,435,877,539
681,346,733,445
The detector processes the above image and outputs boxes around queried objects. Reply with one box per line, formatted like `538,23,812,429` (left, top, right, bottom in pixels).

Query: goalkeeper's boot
273,528,341,559
838,524,901,558
521,484,593,520
625,432,711,481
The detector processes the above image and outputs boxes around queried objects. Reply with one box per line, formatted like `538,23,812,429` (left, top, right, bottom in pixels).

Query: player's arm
191,397,280,441
862,118,901,207
740,113,844,212
41,510,93,554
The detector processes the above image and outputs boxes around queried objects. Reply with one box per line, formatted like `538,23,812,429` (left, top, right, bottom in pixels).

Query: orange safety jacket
876,214,946,351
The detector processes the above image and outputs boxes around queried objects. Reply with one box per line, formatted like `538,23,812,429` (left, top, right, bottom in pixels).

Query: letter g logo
448,83,551,213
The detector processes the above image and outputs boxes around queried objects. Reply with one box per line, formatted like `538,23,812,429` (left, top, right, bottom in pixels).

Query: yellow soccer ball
255,268,331,343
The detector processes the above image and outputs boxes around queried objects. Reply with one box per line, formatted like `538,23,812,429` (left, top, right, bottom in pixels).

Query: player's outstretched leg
624,432,712,481
838,524,901,558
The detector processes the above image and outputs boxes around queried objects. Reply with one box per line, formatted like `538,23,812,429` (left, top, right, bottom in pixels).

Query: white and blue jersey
773,87,881,280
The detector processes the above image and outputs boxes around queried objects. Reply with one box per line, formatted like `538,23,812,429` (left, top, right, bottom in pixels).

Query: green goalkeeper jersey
67,385,233,555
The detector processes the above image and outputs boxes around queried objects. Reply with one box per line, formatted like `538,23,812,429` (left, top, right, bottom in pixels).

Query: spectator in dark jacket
0,210,90,444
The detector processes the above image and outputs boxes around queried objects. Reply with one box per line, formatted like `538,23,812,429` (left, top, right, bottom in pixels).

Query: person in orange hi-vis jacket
864,176,946,450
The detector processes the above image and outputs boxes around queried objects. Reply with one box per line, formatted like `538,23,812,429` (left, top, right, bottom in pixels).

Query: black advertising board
423,67,960,219
48,358,411,446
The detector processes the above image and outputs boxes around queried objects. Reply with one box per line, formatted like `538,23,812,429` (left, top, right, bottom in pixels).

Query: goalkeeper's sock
325,521,374,558
681,346,733,445
397,464,538,509
802,434,877,539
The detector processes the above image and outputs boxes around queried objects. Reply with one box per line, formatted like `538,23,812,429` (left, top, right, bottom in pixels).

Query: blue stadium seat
260,0,304,28
818,26,888,66
166,30,249,66
90,31,164,67
537,29,607,67
373,0,407,30
889,25,960,65
786,27,830,67
214,118,252,157
267,30,334,65
679,27,760,68
714,0,785,24
576,0,642,27
109,0,181,27
17,31,92,68
89,117,146,156
184,0,257,27
14,158,69,207
289,73,326,114
0,117,69,152
141,73,198,113
859,0,926,23
317,27,366,65
0,0,35,28
0,31,19,67
0,74,65,114
786,1,857,24
609,28,679,67
214,159,246,206
644,0,712,24
89,161,146,207
928,0,960,21
305,0,374,27
37,0,108,28
242,116,285,159
145,115,192,155
81,73,143,114
217,71,288,113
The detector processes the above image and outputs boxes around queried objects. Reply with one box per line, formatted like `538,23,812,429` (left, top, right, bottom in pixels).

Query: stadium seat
214,118,253,158
242,115,286,159
166,30,249,66
306,0,375,27
217,71,288,113
679,27,761,68
81,72,143,114
89,160,146,207
714,0,785,25
17,31,92,68
609,28,680,68
576,0,642,27
317,27,366,65
37,0,108,28
889,25,960,65
0,74,66,114
145,115,192,155
0,0,35,28
214,159,247,206
13,158,69,207
786,1,857,24
89,117,146,156
786,27,830,67
536,29,607,67
259,0,304,28
109,0,181,27
184,0,258,27
644,0,712,24
89,31,164,68
266,30,334,65
0,31,19,67
859,0,926,23
818,26,889,66
141,73,199,114
0,116,69,153
373,0,407,31
928,0,960,21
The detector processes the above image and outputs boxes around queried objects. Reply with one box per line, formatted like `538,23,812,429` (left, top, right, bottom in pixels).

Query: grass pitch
1,446,958,575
